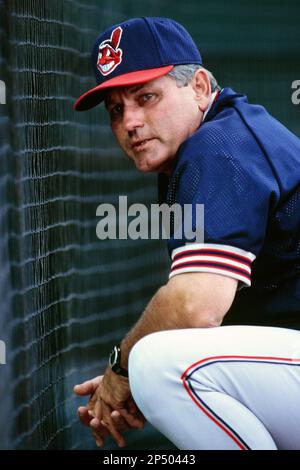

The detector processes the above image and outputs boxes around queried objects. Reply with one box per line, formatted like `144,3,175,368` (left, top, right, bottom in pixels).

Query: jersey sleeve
167,125,279,288
169,243,255,287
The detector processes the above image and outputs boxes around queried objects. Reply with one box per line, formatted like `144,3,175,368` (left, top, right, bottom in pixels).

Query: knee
129,330,179,375
128,332,163,385
128,331,174,418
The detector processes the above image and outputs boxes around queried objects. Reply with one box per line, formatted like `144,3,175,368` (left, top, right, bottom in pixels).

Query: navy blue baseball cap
74,17,202,111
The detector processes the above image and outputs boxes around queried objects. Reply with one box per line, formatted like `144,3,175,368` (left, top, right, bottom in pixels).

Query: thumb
74,375,102,396
74,381,93,396
73,379,97,396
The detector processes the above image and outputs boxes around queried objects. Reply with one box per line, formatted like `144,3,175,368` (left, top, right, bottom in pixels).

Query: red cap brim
74,65,174,111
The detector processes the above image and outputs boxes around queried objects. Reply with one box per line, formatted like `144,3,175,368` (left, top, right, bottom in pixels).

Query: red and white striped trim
169,243,256,287
181,354,300,450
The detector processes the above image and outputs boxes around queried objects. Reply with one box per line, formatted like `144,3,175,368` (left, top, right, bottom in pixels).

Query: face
104,74,205,174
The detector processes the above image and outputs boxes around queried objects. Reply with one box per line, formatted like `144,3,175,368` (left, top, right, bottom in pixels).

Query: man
73,18,300,450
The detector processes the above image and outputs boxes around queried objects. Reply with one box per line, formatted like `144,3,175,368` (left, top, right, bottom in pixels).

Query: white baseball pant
128,325,300,450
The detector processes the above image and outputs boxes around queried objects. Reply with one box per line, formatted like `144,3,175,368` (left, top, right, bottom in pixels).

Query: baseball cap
74,17,202,111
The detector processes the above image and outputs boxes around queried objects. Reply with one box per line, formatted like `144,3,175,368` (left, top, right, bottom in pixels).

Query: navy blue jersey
163,87,300,328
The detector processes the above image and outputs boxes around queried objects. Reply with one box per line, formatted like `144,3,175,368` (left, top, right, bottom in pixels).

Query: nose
122,105,144,133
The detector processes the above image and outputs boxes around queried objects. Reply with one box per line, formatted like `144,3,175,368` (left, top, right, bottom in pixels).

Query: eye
139,93,155,103
109,104,123,119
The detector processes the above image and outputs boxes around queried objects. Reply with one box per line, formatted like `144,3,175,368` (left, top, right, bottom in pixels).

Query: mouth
100,62,115,73
131,138,155,151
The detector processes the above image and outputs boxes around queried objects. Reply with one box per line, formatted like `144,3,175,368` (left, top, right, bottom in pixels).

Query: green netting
0,0,299,450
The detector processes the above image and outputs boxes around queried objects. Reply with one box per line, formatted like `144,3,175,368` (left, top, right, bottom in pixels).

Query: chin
135,162,155,173
135,159,164,173
135,153,171,173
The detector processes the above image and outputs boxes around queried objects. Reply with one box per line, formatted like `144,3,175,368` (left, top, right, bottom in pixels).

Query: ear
191,69,211,112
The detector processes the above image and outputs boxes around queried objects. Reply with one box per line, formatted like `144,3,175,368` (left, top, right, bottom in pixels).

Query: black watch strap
109,344,128,377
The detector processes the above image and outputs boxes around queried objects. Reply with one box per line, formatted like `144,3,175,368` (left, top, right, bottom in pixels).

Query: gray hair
168,64,220,92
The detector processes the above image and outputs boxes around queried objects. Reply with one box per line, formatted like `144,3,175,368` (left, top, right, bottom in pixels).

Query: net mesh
0,0,299,450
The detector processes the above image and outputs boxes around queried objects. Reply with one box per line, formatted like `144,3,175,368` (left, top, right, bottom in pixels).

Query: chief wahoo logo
97,27,123,76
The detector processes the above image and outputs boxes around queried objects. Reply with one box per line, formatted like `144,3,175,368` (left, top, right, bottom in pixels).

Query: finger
87,396,97,412
127,399,139,415
118,408,145,429
92,429,105,448
73,376,101,396
111,410,131,433
87,388,100,413
90,417,109,431
77,406,93,427
74,381,94,396
90,417,102,428
91,412,130,433
126,399,147,424
125,397,146,423
91,415,125,448
90,417,111,437
101,420,126,448
101,402,126,448
90,417,112,448
93,396,103,420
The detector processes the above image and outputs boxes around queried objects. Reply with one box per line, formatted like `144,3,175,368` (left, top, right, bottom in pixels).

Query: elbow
159,281,232,329
183,302,226,328
201,316,223,328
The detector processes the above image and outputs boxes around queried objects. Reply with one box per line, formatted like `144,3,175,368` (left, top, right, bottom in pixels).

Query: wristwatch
109,344,128,377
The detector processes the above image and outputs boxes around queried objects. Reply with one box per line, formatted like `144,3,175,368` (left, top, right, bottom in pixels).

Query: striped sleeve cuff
169,243,256,288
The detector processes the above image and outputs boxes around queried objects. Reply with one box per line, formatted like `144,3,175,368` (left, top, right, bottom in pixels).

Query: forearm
119,283,216,370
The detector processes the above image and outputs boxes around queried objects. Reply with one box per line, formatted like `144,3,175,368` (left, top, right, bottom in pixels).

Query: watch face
109,346,118,367
108,345,128,377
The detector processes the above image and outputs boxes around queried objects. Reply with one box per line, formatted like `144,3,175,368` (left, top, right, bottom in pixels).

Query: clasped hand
74,368,145,447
